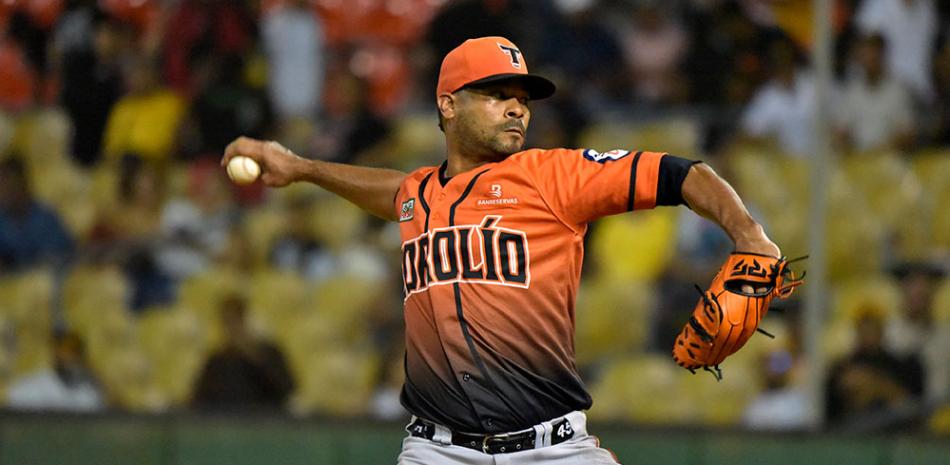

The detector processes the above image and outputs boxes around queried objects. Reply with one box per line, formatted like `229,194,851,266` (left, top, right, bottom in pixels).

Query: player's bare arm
681,162,780,258
221,136,406,221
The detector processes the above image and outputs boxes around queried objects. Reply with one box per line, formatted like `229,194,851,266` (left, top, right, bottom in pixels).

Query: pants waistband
405,411,587,454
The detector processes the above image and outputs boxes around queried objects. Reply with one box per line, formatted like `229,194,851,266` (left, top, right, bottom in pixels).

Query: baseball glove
672,252,805,380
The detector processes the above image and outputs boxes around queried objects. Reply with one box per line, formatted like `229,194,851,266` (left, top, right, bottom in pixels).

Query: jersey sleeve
516,148,696,227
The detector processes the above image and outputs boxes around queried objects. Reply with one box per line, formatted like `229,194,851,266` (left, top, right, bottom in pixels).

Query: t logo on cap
436,36,556,100
498,44,522,69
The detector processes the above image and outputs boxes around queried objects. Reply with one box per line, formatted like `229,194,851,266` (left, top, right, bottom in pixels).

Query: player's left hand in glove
672,252,805,380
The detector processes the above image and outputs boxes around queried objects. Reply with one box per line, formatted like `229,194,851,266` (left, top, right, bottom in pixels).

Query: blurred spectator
6,330,104,412
192,294,294,412
102,57,186,163
620,2,688,104
56,11,124,167
742,349,809,431
0,17,39,112
886,262,949,404
825,307,925,427
261,0,324,122
0,156,74,274
313,75,391,164
156,159,238,280
424,0,558,89
549,0,626,106
682,1,784,105
855,0,937,103
90,155,165,243
835,34,915,153
51,0,100,58
269,196,333,281
739,37,816,156
88,155,174,311
930,37,950,145
183,53,272,157
5,8,50,78
162,0,256,96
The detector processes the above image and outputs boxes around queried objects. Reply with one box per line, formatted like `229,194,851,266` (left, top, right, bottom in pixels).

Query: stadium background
0,0,948,464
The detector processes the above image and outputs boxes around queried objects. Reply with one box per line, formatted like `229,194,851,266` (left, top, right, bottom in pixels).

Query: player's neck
444,156,487,178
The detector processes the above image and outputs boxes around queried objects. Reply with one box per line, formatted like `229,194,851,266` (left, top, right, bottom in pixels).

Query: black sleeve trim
626,151,643,211
656,155,701,207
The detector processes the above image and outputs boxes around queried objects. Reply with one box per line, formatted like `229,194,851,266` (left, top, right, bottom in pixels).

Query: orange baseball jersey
394,147,697,434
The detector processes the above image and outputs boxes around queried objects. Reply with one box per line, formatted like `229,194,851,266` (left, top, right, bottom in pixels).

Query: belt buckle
481,435,490,454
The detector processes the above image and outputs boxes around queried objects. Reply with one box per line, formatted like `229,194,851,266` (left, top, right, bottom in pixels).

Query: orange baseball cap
436,36,556,100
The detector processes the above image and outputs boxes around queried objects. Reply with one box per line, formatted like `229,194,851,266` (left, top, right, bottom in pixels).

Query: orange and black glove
672,252,805,380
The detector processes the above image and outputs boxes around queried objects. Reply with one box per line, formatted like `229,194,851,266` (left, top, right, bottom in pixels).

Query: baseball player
222,36,781,464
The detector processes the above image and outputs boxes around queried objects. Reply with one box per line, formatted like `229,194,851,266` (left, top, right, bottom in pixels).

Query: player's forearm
681,163,779,256
292,157,406,221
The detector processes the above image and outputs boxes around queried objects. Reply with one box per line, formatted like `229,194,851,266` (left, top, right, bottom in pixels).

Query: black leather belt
406,416,574,454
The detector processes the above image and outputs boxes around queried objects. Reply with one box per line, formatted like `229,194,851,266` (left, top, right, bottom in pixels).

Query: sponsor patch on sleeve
582,149,631,163
399,198,415,222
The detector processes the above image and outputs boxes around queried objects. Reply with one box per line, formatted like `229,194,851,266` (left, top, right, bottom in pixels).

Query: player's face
453,82,531,160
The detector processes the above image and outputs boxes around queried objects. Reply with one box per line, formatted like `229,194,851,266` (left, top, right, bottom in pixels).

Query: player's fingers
222,137,263,167
221,140,237,166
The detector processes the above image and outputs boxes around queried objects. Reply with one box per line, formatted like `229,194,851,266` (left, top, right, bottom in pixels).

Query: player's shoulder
402,165,440,185
507,147,583,168
508,147,635,168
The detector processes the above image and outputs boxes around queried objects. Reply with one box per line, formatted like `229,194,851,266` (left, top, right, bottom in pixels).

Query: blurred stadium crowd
0,0,948,434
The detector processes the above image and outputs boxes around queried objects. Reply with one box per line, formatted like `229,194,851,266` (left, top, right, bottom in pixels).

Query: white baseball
226,156,261,185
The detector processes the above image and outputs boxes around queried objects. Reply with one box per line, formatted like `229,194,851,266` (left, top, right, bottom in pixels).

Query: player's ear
437,93,456,122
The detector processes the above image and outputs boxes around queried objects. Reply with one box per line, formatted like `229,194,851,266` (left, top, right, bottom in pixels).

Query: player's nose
505,101,526,120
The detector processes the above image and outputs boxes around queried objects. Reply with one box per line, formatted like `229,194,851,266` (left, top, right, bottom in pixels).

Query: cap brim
462,73,556,100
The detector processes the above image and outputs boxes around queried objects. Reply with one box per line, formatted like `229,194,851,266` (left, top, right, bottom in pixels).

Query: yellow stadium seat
98,347,169,413
86,308,138,374
138,307,209,406
242,206,287,268
0,271,54,375
578,118,698,157
22,109,71,168
306,275,382,342
726,147,788,207
312,196,368,251
289,349,380,417
177,267,246,322
0,317,14,395
0,111,14,153
247,269,310,336
826,170,886,281
62,264,128,338
911,150,950,199
933,278,950,324
588,355,696,425
840,151,922,231
386,112,446,170
832,275,902,322
932,188,950,249
588,208,678,283
89,162,120,211
575,278,652,365
930,403,950,436
681,355,757,426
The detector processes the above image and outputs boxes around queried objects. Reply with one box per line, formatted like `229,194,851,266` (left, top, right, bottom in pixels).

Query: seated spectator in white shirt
855,0,937,103
739,38,817,157
6,330,104,412
742,349,810,431
834,34,916,153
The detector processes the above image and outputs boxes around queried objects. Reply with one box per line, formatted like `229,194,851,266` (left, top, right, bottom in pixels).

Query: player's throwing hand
221,137,305,188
